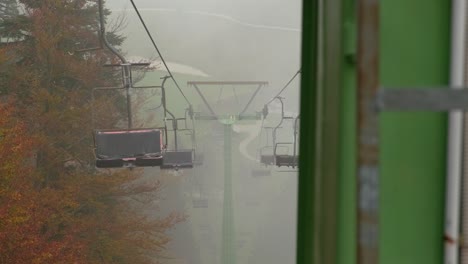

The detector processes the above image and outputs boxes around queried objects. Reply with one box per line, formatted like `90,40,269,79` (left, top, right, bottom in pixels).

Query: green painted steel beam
379,1,449,263
296,0,319,263
221,122,236,264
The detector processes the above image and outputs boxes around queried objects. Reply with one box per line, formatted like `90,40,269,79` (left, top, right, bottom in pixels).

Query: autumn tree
0,1,184,263
0,100,87,263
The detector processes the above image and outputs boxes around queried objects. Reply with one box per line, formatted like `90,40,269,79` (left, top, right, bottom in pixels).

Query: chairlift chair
259,146,275,166
161,109,197,170
161,150,194,170
253,128,274,176
91,0,170,169
256,125,277,167
273,116,300,168
92,84,165,169
93,128,164,168
274,142,298,168
193,152,204,166
191,177,208,208
192,198,209,208
251,147,272,176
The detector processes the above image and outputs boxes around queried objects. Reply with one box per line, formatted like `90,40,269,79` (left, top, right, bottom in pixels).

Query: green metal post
297,0,319,263
221,120,236,264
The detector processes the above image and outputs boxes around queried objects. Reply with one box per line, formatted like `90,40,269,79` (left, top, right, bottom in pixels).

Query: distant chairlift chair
274,143,298,168
259,146,275,166
191,177,208,208
161,127,194,169
253,105,278,175
273,115,300,168
252,150,273,177
160,86,196,170
258,126,277,167
94,128,164,168
160,117,195,170
252,126,275,176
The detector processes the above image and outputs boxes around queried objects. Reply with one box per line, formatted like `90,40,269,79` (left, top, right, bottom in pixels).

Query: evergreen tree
0,0,18,21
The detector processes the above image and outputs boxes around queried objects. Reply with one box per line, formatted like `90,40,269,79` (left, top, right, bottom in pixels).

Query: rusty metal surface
357,0,380,263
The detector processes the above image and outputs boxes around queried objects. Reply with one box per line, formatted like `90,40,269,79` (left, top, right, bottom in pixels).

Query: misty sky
107,0,302,28
107,0,302,114
102,1,303,263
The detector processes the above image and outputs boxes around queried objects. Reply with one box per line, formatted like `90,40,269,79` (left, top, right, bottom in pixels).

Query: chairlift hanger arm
272,97,286,146
293,115,300,158
160,76,175,149
98,0,135,128
97,0,126,64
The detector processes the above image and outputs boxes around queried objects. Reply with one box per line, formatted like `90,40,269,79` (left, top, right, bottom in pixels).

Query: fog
109,1,302,263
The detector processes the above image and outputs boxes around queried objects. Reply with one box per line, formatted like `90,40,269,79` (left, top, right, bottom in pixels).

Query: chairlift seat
161,150,194,169
260,154,275,165
274,142,298,168
96,158,124,168
193,152,204,166
193,199,208,208
94,129,163,168
275,155,298,168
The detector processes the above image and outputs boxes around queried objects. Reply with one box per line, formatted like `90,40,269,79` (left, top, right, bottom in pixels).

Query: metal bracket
378,88,468,111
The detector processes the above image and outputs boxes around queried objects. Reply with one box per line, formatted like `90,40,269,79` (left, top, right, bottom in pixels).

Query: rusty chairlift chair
92,79,168,169
92,0,165,168
94,128,164,168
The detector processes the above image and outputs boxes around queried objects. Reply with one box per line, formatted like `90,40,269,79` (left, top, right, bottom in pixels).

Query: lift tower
188,81,268,264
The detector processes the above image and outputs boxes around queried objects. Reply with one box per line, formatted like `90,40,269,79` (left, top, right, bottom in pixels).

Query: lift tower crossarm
188,81,269,120
97,0,135,129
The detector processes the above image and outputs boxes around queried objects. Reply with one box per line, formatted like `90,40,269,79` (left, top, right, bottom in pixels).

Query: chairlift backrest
94,129,163,159
161,150,194,169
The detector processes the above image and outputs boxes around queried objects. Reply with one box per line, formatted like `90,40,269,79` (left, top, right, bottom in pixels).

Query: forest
0,1,184,263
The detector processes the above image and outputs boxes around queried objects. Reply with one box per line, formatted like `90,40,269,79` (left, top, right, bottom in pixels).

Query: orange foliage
0,1,186,263
0,100,86,263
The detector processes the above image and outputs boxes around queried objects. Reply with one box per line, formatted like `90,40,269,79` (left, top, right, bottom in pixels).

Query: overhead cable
128,0,192,106
264,69,301,106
